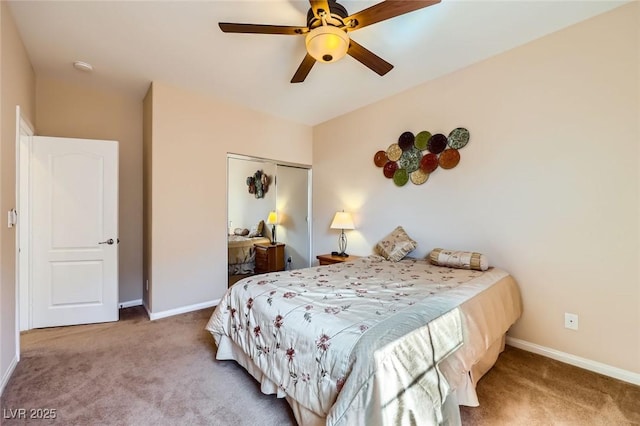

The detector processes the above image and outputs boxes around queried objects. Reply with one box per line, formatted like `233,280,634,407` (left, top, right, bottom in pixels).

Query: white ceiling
8,0,627,126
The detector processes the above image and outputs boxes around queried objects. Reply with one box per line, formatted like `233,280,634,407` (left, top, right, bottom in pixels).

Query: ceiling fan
219,0,441,83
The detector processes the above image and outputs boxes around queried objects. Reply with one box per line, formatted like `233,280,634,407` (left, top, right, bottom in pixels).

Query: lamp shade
266,211,278,225
330,211,354,230
305,26,349,63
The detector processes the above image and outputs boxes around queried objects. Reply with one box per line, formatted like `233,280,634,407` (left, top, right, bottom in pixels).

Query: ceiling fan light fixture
305,25,349,63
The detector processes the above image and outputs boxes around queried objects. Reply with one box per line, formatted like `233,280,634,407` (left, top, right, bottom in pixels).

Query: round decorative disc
448,127,470,149
398,147,422,173
398,132,415,151
374,150,388,167
415,131,432,150
427,133,448,154
410,169,429,185
383,161,398,178
393,169,409,186
420,153,439,173
386,143,402,161
439,149,461,169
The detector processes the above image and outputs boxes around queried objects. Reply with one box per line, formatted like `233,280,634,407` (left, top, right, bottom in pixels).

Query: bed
228,234,271,275
207,255,522,425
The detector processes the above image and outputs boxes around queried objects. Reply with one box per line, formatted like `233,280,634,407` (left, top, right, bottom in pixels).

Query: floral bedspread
206,255,488,422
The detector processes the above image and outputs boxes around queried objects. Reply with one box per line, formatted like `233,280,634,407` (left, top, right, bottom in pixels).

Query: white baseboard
506,337,640,386
0,355,18,397
118,299,143,309
147,299,220,321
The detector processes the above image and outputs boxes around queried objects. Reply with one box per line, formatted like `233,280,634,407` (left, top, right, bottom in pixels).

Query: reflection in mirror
227,154,311,288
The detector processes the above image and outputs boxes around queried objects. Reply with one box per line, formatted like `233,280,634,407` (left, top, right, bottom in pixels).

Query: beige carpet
459,344,640,425
1,307,638,425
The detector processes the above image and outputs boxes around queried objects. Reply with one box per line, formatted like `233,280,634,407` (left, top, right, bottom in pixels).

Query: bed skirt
228,261,255,275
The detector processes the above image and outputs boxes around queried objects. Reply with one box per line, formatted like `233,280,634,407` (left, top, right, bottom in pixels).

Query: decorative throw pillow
429,248,489,271
247,220,264,238
375,226,418,262
234,227,249,236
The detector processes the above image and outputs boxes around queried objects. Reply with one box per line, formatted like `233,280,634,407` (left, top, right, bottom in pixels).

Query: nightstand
254,243,285,274
316,253,360,266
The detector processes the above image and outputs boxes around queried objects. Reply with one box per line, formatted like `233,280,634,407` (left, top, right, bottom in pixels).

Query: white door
31,136,118,328
276,165,311,269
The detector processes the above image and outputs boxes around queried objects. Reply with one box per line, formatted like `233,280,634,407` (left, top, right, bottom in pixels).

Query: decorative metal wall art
373,128,470,186
246,170,270,198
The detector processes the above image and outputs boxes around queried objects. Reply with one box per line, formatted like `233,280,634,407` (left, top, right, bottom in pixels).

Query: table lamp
330,211,355,257
266,211,277,244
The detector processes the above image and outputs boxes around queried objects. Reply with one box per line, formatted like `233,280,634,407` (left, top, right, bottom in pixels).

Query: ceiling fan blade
345,0,440,31
291,54,317,83
309,0,332,19
219,22,307,35
347,39,393,76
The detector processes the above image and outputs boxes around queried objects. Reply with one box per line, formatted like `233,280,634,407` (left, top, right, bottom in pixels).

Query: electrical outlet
287,257,292,263
564,313,579,330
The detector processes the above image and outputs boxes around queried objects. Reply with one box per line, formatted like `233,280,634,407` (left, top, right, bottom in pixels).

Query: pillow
429,248,489,271
247,220,264,238
234,227,249,236
375,226,417,262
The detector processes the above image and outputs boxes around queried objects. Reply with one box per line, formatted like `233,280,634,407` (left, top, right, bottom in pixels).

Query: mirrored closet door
227,154,311,287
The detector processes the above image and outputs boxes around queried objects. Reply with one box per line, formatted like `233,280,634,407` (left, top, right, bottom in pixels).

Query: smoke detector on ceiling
73,61,93,72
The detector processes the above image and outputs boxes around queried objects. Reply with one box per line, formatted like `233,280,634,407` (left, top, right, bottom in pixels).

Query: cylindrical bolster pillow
429,248,489,271
234,228,250,236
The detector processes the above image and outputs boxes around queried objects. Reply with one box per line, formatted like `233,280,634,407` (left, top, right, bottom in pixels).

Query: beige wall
313,3,639,374
0,1,35,391
36,77,143,304
147,82,312,313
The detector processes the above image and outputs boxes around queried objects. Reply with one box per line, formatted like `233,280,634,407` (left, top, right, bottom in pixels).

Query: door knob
98,238,114,245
